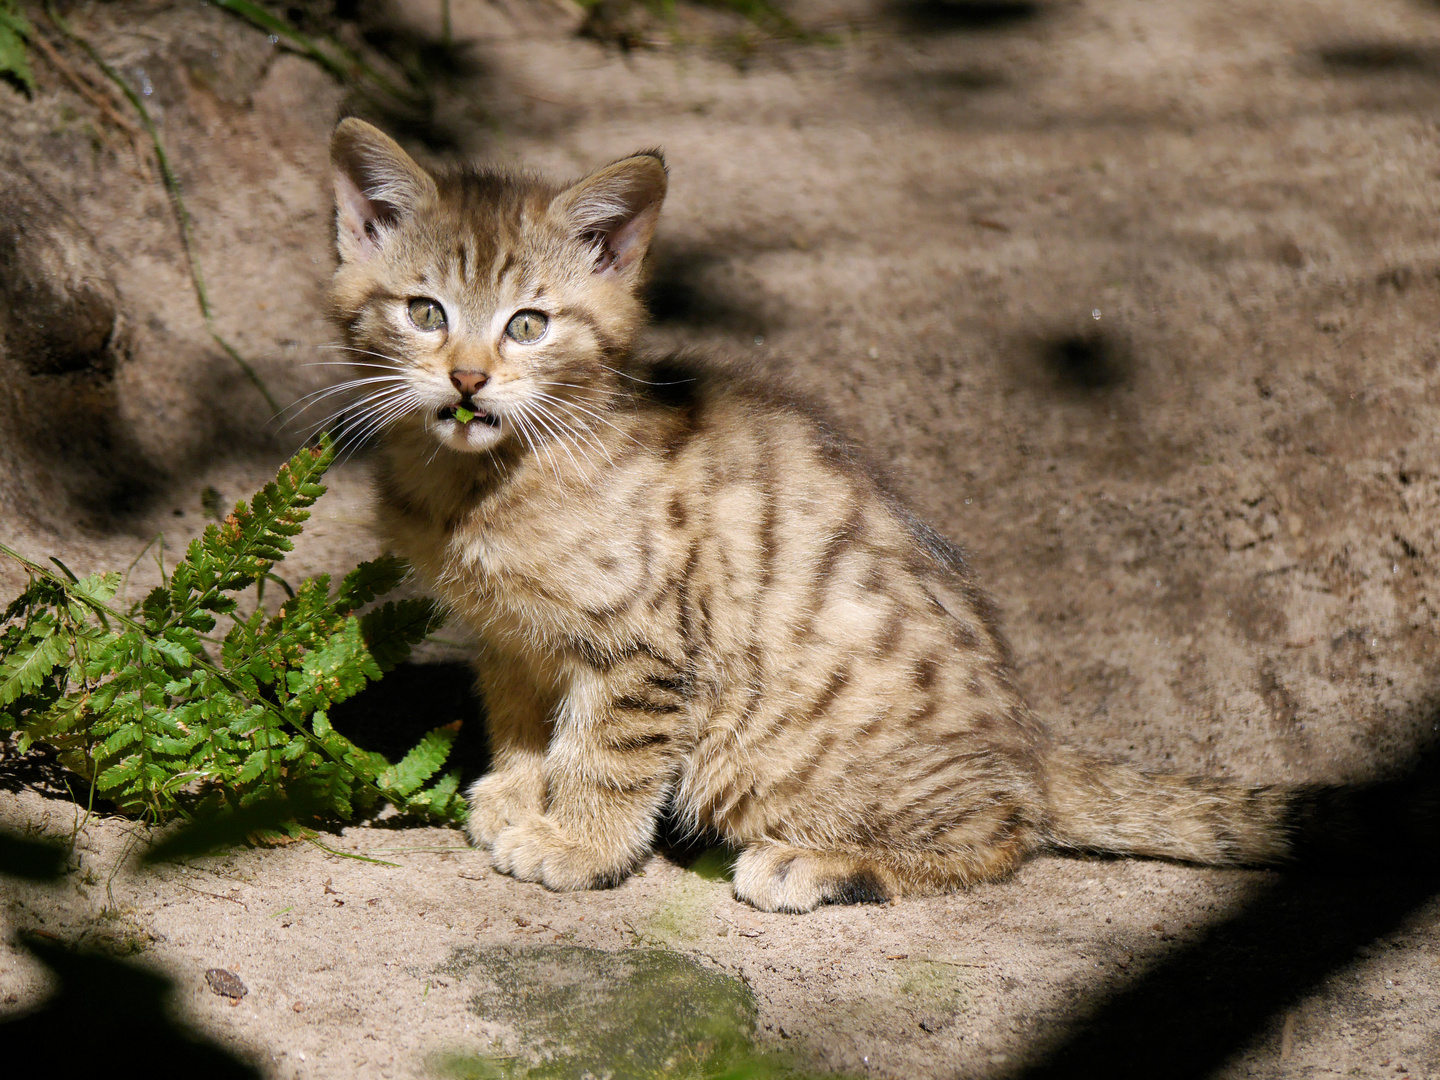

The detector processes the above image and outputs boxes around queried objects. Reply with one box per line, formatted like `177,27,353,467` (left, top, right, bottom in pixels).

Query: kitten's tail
1040,744,1440,867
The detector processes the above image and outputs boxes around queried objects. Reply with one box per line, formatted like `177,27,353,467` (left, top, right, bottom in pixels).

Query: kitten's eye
505,310,549,344
408,298,446,332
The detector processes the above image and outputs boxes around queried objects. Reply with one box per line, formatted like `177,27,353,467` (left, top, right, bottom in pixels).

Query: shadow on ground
0,934,261,1080
1317,42,1440,79
1010,723,1440,1079
890,0,1046,34
6,709,1440,1077
329,659,490,784
0,832,261,1079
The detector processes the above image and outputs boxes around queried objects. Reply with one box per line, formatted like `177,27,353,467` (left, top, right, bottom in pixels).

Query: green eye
408,298,446,332
506,310,549,344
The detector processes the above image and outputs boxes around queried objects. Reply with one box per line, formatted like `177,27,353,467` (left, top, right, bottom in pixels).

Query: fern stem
304,836,400,866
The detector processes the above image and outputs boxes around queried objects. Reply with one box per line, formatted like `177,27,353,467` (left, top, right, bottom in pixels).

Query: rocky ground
4,0,1440,1076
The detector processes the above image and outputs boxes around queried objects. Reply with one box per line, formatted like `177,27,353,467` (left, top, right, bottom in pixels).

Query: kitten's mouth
438,403,500,428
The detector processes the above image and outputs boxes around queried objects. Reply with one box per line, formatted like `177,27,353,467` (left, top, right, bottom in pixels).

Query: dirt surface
5,0,1440,1076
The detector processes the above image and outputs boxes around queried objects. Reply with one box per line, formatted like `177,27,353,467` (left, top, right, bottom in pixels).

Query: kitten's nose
450,370,489,396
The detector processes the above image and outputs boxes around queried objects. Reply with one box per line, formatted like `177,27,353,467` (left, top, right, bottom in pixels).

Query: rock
0,164,122,378
204,968,248,1000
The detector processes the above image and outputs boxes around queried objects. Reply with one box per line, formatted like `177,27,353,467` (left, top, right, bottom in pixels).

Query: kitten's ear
330,118,437,264
553,151,668,280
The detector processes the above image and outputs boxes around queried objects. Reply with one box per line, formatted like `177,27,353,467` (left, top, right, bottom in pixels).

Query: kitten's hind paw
490,818,634,891
732,842,895,913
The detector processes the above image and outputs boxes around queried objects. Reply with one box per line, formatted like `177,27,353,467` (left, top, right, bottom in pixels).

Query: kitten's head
328,118,666,455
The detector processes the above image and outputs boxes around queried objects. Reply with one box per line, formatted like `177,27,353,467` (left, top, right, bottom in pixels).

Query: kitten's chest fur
375,414,683,657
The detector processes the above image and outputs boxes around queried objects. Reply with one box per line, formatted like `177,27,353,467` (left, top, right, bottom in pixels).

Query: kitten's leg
490,660,685,891
733,832,1034,913
732,843,899,913
464,648,555,848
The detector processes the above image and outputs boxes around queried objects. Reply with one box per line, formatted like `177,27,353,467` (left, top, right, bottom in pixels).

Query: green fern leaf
333,555,409,614
285,617,381,712
0,0,35,96
408,767,462,816
96,754,143,792
0,431,463,828
0,624,68,708
360,598,446,673
171,439,335,618
379,725,457,797
98,721,144,759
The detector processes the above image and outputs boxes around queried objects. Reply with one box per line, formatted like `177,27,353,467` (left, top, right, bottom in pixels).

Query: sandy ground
4,0,1440,1076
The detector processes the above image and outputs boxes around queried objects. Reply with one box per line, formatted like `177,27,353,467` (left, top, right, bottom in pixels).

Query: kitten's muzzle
443,370,498,426
439,402,500,426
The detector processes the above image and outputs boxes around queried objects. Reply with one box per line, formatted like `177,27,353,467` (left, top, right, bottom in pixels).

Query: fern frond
410,768,462,816
378,725,458,797
361,598,447,673
0,434,466,827
166,440,336,625
0,623,68,709
333,555,410,613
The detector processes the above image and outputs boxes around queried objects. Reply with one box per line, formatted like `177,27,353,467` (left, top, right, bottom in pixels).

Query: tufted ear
330,118,438,264
552,150,668,281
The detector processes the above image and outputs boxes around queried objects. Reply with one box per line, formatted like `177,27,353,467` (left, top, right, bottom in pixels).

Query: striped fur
327,119,1317,912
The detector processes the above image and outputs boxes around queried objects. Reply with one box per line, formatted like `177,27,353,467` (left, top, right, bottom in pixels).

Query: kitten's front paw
464,771,542,848
490,818,633,891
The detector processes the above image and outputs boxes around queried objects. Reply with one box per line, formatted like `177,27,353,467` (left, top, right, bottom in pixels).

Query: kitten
326,118,1315,912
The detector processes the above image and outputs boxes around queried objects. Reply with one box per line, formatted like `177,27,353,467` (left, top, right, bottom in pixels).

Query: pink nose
450,370,489,396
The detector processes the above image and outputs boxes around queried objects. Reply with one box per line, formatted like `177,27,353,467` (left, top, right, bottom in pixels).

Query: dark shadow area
1014,871,1440,1078
1010,741,1440,1079
1037,329,1132,395
0,829,260,1078
0,160,171,525
645,237,776,337
346,23,489,154
1319,42,1440,78
0,934,262,1080
869,66,1009,98
328,660,490,783
15,372,170,524
0,828,68,881
892,0,1044,34
276,0,491,152
654,806,733,868
0,737,105,807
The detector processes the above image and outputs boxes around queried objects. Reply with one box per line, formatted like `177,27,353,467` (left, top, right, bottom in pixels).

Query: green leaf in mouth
453,406,475,424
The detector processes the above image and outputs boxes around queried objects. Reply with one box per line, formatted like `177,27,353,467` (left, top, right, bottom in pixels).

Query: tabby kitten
328,118,1301,912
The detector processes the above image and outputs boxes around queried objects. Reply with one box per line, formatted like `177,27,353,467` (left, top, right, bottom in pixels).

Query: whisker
529,385,645,450
275,375,411,425
520,401,587,476
529,391,613,449
301,360,408,373
328,391,419,459
526,392,613,466
316,344,407,365
509,407,565,491
515,409,564,484
594,361,696,387
301,385,413,441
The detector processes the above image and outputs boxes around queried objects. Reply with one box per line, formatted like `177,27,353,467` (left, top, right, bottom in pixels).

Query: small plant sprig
0,437,463,828
0,0,35,93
